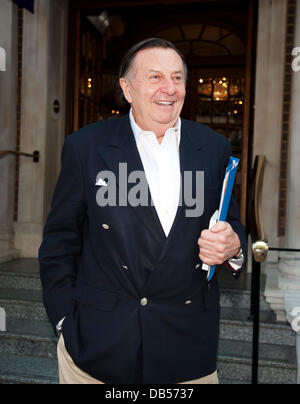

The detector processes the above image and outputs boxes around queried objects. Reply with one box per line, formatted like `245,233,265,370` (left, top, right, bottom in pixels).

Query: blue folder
206,156,240,281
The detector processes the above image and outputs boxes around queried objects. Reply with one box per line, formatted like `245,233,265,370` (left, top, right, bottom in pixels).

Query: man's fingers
199,251,223,266
198,237,225,254
200,229,218,242
210,221,229,233
199,230,227,244
200,222,230,241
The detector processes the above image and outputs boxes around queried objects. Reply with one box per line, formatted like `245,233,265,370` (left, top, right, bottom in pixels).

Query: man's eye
150,75,159,80
174,76,183,82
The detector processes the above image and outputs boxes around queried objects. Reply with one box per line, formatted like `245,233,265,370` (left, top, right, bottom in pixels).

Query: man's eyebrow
147,69,184,74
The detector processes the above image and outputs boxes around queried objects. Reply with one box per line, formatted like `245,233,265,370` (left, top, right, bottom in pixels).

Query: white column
13,0,69,257
0,0,18,261
279,0,300,294
253,0,288,319
285,292,300,384
280,0,300,384
253,0,287,250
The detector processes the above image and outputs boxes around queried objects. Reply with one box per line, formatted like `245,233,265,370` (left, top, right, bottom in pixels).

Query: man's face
120,47,186,132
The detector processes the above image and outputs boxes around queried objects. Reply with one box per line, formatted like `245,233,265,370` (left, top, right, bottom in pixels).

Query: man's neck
131,110,178,144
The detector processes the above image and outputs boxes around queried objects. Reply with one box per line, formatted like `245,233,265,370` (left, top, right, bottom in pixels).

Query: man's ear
119,78,133,104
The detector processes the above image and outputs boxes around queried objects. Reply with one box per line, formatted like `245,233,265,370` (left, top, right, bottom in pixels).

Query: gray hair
119,37,188,82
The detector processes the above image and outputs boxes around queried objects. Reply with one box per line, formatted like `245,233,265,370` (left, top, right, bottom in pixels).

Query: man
39,38,247,384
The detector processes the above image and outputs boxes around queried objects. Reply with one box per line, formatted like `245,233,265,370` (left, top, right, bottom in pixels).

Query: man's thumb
210,221,227,233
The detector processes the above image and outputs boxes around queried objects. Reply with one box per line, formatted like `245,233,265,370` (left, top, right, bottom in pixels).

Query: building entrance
66,0,257,226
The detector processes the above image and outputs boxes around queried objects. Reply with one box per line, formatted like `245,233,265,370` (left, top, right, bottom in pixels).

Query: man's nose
160,79,177,95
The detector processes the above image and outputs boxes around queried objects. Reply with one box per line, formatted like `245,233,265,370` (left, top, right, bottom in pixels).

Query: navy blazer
39,115,247,384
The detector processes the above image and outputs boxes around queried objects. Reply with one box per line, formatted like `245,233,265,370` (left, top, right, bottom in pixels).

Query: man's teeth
155,101,174,105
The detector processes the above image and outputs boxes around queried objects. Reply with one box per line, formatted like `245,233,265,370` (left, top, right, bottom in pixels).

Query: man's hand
198,221,241,266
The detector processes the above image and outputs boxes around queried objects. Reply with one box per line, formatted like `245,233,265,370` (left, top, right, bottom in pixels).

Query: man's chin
154,113,179,126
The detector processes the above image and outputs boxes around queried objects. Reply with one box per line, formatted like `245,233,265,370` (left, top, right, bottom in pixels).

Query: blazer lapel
97,115,166,242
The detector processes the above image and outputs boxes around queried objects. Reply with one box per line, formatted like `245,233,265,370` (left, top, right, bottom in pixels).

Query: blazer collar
105,114,204,152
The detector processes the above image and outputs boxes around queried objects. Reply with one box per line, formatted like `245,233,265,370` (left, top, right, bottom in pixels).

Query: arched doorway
66,0,257,226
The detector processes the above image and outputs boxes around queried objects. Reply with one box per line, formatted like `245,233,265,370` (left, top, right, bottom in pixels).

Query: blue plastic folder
204,156,240,282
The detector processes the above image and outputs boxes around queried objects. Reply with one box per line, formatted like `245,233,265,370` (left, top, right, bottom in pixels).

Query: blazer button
102,224,110,230
185,300,192,305
195,264,201,270
141,298,148,306
122,265,128,270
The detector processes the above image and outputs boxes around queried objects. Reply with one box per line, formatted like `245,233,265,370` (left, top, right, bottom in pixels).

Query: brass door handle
252,240,269,263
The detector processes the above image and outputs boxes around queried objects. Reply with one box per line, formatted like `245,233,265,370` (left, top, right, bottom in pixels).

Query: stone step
0,250,19,264
0,259,41,291
0,339,296,384
0,261,274,311
217,339,297,384
220,288,271,311
0,353,58,384
0,312,295,361
0,272,42,291
0,318,57,359
219,377,251,384
0,289,47,321
218,358,296,385
220,308,296,346
0,307,294,362
0,312,296,384
0,260,296,384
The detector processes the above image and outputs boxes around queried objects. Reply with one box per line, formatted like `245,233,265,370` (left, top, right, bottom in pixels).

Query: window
156,24,245,56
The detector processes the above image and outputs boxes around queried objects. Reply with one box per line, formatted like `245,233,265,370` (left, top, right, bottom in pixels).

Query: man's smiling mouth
155,101,175,105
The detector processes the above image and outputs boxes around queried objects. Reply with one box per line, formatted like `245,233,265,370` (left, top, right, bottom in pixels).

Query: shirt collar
129,108,181,148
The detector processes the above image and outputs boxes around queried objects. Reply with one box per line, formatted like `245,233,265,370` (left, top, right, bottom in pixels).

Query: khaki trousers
57,335,219,385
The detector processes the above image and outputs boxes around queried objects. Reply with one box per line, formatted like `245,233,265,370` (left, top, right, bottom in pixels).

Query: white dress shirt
129,109,181,236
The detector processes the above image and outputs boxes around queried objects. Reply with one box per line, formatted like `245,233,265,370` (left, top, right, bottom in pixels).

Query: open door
182,0,256,227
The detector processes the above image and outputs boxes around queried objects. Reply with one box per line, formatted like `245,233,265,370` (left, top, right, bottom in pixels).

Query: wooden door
66,10,103,134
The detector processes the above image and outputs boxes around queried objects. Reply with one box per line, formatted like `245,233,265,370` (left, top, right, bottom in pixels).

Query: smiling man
120,46,186,143
39,38,247,384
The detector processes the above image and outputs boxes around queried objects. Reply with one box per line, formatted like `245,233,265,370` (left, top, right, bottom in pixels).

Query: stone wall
13,0,69,257
0,0,18,254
